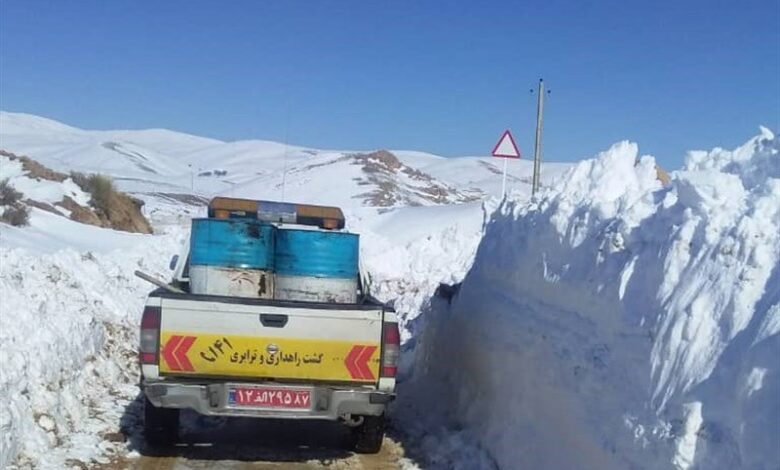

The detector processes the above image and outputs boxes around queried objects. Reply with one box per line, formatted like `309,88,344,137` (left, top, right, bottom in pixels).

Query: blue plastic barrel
274,229,359,279
190,218,275,269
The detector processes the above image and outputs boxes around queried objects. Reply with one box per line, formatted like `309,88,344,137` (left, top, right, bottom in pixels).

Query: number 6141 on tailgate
228,385,312,409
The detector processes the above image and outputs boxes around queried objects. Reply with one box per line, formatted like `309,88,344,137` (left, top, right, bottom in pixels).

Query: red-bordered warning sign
492,130,521,159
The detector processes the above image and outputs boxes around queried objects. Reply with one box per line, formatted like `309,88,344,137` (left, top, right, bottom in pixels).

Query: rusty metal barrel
188,218,275,298
273,228,359,303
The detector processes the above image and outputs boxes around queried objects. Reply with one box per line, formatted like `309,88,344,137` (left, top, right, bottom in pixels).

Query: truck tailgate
158,296,383,384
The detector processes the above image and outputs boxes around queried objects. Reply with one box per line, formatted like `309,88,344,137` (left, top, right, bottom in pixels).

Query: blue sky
1,0,778,169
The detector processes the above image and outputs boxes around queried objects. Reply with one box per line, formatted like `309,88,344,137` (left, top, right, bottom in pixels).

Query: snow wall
0,228,181,469
397,128,779,469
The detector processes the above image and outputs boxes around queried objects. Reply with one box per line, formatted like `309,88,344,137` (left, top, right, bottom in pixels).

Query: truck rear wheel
143,396,179,446
351,414,385,454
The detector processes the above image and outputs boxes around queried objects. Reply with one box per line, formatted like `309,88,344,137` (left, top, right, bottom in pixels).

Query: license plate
228,386,312,410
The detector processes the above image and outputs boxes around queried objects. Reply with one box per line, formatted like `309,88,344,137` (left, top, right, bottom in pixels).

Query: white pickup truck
138,211,399,454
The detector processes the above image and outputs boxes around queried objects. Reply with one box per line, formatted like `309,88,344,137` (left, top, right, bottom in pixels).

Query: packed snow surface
397,129,779,469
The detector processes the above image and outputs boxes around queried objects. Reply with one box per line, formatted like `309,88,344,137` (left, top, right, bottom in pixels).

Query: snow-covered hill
0,111,568,205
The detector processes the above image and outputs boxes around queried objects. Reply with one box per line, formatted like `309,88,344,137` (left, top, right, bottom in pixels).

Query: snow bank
398,130,779,469
0,221,182,468
351,203,486,339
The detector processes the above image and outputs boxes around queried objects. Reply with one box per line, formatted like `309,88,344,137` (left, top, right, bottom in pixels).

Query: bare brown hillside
347,150,482,206
0,150,152,233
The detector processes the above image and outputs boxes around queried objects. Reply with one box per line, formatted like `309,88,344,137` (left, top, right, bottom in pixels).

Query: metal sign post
502,157,508,198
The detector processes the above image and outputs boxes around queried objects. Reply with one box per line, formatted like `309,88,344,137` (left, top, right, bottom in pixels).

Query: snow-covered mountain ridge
0,111,569,208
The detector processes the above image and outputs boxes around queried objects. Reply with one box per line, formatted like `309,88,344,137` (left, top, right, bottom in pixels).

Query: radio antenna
281,101,290,203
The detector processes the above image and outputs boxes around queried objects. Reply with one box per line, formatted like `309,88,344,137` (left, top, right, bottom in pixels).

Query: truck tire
143,396,179,446
351,414,385,454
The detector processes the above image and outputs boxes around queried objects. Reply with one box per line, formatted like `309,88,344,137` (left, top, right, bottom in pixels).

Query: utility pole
532,78,545,195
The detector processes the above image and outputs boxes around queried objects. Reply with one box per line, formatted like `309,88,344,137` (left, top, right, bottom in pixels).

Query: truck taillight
381,322,400,378
139,306,161,365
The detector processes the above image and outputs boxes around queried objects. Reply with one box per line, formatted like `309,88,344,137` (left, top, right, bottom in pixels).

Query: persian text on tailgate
159,332,380,381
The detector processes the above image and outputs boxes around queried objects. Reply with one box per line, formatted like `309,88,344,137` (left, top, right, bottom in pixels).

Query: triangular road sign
492,130,521,158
